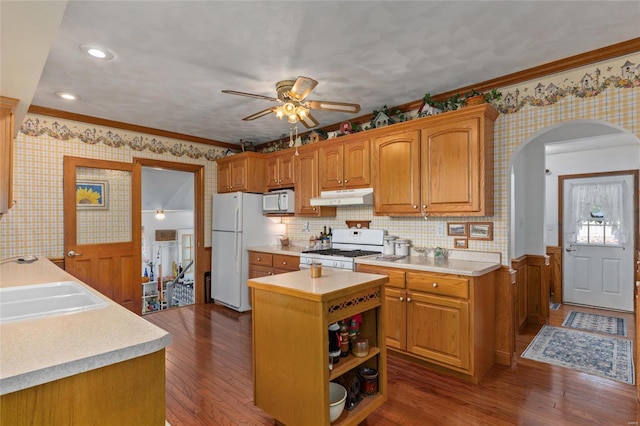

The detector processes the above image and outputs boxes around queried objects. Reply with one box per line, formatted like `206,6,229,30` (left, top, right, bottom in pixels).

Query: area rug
562,311,627,337
521,325,634,385
549,302,560,311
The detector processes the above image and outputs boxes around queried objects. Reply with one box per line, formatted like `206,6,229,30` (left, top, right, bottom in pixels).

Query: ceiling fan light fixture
283,102,296,115
274,107,285,119
287,114,298,124
296,105,309,119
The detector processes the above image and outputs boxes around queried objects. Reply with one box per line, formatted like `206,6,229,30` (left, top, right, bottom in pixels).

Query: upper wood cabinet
420,105,497,216
294,145,336,217
372,129,421,215
372,104,497,216
319,137,371,191
216,152,266,193
265,150,295,189
1,97,19,214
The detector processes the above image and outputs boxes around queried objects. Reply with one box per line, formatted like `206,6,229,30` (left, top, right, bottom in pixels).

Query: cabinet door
266,152,295,189
319,143,343,191
266,155,280,189
278,153,295,187
343,138,370,188
421,117,488,215
217,162,231,193
295,147,336,217
385,287,407,350
250,265,274,279
372,130,421,215
407,291,470,371
230,158,248,191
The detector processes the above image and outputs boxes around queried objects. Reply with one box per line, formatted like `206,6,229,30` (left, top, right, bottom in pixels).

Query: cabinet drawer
406,272,468,299
357,264,406,288
249,252,273,267
273,254,299,271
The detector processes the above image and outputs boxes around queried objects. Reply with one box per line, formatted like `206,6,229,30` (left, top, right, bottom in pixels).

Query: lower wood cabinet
357,263,495,383
249,251,300,278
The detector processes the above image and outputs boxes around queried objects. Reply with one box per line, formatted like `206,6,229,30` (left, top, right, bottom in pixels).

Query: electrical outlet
436,222,444,237
302,221,310,232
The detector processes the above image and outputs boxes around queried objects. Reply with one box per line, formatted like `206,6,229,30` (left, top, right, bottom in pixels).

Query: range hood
310,188,373,207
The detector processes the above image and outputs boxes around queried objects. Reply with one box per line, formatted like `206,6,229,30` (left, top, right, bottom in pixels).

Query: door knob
67,250,83,257
565,247,576,252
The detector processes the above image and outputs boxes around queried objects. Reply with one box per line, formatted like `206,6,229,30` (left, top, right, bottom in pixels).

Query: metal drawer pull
432,282,438,288
399,296,404,302
407,297,412,302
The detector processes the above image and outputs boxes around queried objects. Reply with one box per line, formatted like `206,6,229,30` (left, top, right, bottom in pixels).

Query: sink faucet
0,255,39,265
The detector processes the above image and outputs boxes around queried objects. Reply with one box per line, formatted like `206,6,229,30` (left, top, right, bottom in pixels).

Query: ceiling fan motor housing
276,80,296,100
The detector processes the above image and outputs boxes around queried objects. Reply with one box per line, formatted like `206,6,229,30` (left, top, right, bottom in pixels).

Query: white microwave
263,189,295,214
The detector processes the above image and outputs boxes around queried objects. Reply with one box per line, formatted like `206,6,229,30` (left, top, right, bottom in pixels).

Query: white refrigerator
211,192,277,312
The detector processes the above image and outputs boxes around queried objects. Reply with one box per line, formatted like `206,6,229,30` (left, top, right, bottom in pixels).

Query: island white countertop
0,258,171,395
248,269,388,302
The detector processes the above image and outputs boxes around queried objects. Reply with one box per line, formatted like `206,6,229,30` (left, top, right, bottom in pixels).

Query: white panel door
562,174,635,311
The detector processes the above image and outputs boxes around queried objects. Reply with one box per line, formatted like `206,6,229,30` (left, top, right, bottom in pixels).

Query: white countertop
248,269,388,302
247,245,306,256
355,252,501,276
248,245,501,277
0,258,171,395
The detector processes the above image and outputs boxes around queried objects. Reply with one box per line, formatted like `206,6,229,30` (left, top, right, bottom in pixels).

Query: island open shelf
248,269,388,425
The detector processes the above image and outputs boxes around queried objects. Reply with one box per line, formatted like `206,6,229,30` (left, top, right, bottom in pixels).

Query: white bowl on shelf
329,382,347,422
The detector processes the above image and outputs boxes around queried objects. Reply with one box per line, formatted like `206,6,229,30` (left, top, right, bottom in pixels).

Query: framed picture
447,222,467,237
468,222,493,240
76,180,108,209
454,238,468,249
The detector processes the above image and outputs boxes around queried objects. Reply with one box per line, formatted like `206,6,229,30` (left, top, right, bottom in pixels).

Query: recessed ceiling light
79,44,114,60
56,92,80,100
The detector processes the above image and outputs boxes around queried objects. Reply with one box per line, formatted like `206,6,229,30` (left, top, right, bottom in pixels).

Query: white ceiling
13,1,640,146
141,167,194,212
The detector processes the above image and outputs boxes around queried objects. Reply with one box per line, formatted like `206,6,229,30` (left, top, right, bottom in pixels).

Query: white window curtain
565,180,631,245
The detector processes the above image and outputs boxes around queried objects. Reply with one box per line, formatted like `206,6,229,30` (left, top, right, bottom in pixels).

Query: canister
394,239,410,256
383,236,397,255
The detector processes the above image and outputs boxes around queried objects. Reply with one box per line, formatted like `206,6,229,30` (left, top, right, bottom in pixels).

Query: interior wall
545,141,640,246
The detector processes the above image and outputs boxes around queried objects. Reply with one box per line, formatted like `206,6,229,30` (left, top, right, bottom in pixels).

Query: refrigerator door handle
235,231,240,263
235,205,240,232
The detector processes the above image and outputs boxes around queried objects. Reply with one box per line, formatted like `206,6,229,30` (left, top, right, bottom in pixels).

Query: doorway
560,171,637,311
134,158,205,314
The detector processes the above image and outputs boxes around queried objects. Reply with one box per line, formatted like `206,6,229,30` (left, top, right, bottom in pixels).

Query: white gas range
299,228,385,271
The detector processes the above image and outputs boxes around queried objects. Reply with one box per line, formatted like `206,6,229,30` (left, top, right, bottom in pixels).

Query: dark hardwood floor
145,303,639,426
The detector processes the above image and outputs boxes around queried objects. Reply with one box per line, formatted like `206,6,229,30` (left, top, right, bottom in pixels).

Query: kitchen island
248,269,388,426
0,258,171,425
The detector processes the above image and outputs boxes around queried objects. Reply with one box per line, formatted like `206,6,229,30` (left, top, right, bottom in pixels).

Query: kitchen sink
0,281,108,324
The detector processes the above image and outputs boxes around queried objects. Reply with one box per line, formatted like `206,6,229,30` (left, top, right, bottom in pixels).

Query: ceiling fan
221,76,361,129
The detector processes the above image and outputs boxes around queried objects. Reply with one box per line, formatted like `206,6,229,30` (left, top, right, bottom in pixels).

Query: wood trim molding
28,105,239,150
546,246,562,304
133,158,206,304
495,265,516,366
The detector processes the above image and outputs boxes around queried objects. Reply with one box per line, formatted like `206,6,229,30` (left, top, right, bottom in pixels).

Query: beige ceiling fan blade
289,76,318,101
299,112,319,128
307,100,361,113
242,107,276,121
222,89,281,103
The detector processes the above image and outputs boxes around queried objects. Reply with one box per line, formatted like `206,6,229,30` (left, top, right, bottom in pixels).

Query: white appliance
262,189,295,213
212,192,278,312
309,188,373,207
299,228,385,271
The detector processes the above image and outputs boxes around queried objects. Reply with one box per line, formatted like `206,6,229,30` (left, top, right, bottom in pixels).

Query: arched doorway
509,119,640,393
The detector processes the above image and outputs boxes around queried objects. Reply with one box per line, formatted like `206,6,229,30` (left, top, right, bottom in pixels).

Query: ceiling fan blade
222,90,280,103
307,100,361,113
299,111,319,129
289,76,318,101
242,107,276,121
